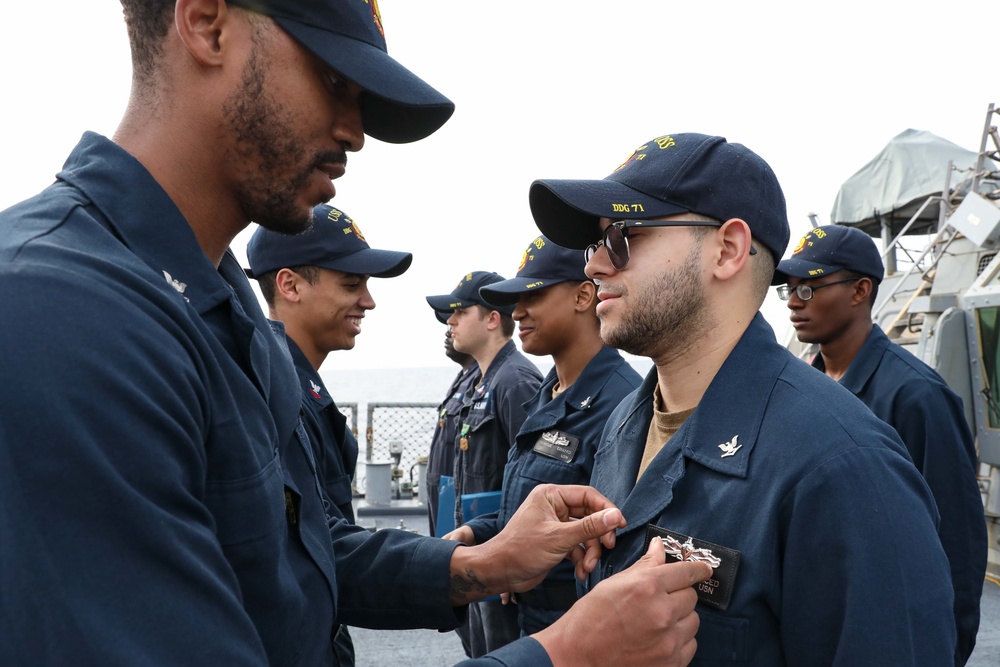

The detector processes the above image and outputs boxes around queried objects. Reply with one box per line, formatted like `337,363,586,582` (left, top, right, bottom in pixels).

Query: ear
485,309,502,332
574,280,597,313
851,277,874,307
274,268,305,303
175,0,231,67
711,218,754,281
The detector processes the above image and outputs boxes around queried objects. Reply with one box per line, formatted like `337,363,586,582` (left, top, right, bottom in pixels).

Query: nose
359,285,375,310
585,244,615,283
512,301,527,321
332,83,366,153
446,311,458,326
785,290,805,310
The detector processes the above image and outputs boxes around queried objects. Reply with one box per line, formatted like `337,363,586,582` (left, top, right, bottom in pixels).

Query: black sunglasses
583,219,755,270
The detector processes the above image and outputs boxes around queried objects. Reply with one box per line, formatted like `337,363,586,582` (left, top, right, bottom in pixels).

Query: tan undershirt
637,385,696,480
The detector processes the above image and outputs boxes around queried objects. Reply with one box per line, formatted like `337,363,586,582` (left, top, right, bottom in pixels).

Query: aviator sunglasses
584,219,756,270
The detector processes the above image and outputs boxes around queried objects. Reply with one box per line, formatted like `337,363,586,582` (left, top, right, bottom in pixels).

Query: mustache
313,149,348,169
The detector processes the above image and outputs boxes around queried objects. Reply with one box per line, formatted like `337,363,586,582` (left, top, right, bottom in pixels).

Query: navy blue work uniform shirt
813,324,987,666
586,314,956,666
285,336,360,665
427,363,481,537
463,346,641,632
454,341,542,526
0,133,554,667
287,338,359,524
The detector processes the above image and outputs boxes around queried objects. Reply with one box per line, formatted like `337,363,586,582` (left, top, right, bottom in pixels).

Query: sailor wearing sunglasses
529,133,956,666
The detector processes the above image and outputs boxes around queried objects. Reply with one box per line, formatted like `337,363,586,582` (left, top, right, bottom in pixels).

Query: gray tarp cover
830,128,988,237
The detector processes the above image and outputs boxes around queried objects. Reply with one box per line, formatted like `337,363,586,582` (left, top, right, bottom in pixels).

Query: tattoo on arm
450,568,489,603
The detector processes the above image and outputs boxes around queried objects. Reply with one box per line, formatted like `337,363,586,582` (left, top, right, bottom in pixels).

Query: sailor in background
425,309,480,540
246,203,413,667
448,236,642,635
776,223,988,666
428,271,543,657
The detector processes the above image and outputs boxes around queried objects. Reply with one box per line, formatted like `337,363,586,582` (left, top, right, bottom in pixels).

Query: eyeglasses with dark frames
776,277,861,302
583,219,755,270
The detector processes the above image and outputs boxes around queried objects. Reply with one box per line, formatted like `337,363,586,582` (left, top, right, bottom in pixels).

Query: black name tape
532,430,580,463
642,525,741,612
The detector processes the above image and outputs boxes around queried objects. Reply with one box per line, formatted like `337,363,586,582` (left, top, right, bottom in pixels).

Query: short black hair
119,1,175,85
843,271,880,308
257,266,320,307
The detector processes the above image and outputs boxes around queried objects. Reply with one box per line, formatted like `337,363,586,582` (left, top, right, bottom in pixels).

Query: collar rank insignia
162,271,187,295
579,395,592,409
718,434,742,458
309,380,323,399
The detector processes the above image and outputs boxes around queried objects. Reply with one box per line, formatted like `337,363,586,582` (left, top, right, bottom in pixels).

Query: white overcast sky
1,0,996,370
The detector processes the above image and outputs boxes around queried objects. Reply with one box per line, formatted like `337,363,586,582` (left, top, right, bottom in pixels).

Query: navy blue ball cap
433,309,450,324
479,235,590,307
774,225,884,286
246,204,412,278
229,0,454,144
425,271,514,316
529,133,790,261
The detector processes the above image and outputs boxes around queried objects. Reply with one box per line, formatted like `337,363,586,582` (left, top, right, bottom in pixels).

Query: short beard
222,23,345,236
600,240,708,360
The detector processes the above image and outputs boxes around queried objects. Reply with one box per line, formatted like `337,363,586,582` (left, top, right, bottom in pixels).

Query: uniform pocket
694,611,750,664
205,448,285,546
324,473,353,508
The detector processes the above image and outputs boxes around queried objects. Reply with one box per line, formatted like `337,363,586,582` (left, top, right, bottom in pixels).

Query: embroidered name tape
643,525,741,612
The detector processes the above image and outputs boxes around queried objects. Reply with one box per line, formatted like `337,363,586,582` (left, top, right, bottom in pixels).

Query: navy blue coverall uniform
585,314,956,666
813,324,987,666
427,363,481,537
0,133,556,667
454,339,541,656
463,346,641,634
286,336,360,665
453,340,542,525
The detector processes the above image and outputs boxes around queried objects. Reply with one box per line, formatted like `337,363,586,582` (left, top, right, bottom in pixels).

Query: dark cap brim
425,294,469,311
529,179,689,249
277,18,454,144
425,293,514,316
479,277,575,307
316,248,412,278
772,258,845,285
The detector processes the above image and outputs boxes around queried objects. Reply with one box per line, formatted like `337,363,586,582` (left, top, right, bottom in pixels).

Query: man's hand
534,538,710,667
447,484,625,605
441,525,475,545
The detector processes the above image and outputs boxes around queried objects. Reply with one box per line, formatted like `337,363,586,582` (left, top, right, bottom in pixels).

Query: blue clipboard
435,476,456,538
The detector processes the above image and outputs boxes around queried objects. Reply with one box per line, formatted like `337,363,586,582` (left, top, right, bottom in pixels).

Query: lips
317,162,345,180
314,162,346,200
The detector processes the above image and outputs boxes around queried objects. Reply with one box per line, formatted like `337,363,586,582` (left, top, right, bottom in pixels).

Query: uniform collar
56,132,236,315
673,313,784,477
520,346,627,436
813,325,888,395
603,314,787,534
536,345,628,414
620,313,786,482
478,339,517,388
561,346,628,411
284,336,333,408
